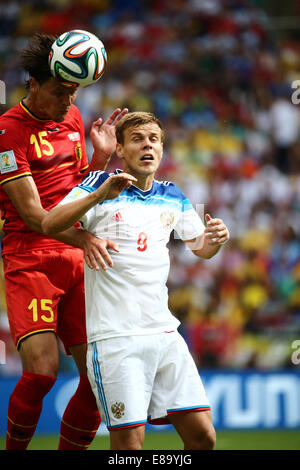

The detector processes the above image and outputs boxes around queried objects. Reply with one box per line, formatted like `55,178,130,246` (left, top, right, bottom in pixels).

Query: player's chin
53,114,67,122
54,108,70,122
139,161,158,173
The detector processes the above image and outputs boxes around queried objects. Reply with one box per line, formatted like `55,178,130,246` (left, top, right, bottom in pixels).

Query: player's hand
81,231,120,271
95,172,137,202
90,108,128,161
204,214,229,246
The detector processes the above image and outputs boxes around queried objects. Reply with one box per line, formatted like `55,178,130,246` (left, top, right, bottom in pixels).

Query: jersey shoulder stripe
79,170,109,190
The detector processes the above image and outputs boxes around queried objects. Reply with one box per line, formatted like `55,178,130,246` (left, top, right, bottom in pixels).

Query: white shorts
87,331,210,431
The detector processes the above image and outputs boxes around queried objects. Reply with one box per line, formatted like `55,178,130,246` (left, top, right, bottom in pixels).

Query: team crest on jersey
111,401,125,419
74,142,82,161
0,150,18,174
160,211,175,230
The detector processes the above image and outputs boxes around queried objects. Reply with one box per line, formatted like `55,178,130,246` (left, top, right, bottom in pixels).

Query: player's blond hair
116,112,164,144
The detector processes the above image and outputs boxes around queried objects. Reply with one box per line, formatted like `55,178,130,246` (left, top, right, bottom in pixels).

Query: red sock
6,371,56,450
58,374,101,450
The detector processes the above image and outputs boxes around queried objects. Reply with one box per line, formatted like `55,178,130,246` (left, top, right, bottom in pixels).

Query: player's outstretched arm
185,213,230,259
2,174,121,270
88,108,128,171
42,172,136,235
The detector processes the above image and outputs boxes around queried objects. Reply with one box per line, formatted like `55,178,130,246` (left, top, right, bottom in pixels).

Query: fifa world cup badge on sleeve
0,150,18,174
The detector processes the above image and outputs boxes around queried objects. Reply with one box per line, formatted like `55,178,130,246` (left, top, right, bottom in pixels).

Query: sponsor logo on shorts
111,401,125,419
0,150,18,174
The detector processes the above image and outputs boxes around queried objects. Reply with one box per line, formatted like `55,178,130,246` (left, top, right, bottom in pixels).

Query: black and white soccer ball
49,29,107,88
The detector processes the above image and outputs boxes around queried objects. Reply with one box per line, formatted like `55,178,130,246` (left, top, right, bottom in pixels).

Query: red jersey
0,101,89,254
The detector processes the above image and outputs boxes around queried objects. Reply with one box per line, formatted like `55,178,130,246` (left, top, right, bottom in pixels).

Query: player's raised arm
88,108,129,171
42,172,137,234
185,213,230,259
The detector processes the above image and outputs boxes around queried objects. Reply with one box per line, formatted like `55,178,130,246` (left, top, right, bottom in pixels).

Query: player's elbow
41,217,57,235
20,212,44,234
192,249,214,259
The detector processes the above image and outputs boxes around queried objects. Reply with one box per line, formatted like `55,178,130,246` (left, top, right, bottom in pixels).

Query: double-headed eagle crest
111,401,125,419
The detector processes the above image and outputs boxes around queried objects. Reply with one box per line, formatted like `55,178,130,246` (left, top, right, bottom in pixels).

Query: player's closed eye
54,89,76,99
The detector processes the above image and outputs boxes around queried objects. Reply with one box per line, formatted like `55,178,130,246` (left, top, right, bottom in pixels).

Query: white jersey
60,169,205,343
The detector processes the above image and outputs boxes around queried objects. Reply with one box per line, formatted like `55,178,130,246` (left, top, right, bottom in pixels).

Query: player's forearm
186,235,221,259
15,204,85,247
51,226,90,249
2,176,98,246
15,204,86,248
192,243,221,259
42,191,101,234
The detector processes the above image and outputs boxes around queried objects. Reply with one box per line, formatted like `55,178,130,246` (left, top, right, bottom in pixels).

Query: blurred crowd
1,0,300,375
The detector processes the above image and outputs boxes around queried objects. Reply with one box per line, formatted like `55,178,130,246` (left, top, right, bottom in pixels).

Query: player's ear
29,77,40,93
116,142,124,160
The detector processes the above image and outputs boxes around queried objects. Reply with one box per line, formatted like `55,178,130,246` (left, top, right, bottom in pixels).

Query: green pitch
1,430,299,450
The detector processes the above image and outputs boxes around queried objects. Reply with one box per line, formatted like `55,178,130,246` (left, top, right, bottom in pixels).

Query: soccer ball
49,30,107,88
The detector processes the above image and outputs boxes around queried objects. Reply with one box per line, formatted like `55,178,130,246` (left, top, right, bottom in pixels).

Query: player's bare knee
36,359,58,377
200,427,216,450
119,441,143,450
20,336,59,377
25,351,59,377
111,435,144,450
110,428,144,450
185,426,216,450
201,427,216,450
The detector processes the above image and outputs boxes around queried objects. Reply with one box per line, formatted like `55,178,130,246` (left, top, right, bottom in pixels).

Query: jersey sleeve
173,191,205,241
59,185,95,229
78,169,110,190
0,120,31,186
58,170,110,229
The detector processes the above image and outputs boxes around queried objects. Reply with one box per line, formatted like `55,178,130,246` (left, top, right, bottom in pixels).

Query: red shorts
3,248,86,352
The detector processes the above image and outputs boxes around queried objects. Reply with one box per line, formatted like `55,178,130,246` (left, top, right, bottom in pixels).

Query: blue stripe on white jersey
77,170,193,212
79,170,109,190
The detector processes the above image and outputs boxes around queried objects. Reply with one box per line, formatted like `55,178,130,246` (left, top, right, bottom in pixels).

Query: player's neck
119,166,154,191
23,96,39,117
22,96,51,121
130,172,154,191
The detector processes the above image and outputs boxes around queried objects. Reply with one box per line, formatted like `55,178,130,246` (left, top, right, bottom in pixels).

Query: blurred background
1,0,300,448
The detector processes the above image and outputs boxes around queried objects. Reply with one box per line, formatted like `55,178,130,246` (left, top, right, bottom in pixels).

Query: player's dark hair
19,33,58,89
116,112,164,144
